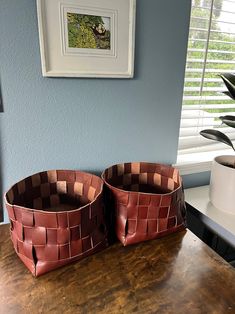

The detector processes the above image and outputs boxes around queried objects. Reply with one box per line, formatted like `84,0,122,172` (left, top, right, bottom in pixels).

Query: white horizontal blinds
178,0,235,155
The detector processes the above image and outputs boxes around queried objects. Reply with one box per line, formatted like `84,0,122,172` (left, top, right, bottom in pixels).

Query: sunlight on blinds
178,0,235,155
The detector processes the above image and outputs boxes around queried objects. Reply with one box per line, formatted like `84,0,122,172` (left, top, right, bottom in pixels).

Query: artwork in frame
67,13,111,50
36,0,136,78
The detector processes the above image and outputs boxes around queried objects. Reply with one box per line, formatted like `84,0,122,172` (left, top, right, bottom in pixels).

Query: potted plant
200,73,235,214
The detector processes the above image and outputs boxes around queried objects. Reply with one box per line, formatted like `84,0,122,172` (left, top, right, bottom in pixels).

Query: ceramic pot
210,155,235,214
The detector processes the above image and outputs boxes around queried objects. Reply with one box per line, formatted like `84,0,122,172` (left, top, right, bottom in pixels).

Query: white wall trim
174,148,235,175
174,160,212,176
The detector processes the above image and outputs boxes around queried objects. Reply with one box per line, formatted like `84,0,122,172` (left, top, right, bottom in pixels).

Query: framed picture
36,0,136,78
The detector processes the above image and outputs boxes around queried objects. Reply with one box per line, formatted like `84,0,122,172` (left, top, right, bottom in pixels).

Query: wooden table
1,224,235,314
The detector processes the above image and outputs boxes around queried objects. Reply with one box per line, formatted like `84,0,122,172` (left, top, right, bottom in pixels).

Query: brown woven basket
4,170,108,276
102,162,186,246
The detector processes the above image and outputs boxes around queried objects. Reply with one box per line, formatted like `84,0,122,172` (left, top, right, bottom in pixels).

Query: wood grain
0,224,235,314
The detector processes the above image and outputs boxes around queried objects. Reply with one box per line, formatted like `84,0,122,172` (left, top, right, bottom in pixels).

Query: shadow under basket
4,170,108,276
102,162,186,246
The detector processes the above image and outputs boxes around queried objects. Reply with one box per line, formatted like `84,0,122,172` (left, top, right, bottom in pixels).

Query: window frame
176,0,235,174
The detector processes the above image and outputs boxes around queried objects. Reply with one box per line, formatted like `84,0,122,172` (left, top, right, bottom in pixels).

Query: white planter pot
210,155,235,214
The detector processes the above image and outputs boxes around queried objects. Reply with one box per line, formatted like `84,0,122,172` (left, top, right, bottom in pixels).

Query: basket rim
101,161,183,196
4,169,104,214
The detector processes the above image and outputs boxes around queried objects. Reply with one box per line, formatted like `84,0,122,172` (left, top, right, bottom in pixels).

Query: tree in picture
67,13,111,50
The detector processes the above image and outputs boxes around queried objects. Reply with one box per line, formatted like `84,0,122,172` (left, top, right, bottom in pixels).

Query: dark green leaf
200,129,234,151
222,91,235,101
219,115,235,128
219,73,235,100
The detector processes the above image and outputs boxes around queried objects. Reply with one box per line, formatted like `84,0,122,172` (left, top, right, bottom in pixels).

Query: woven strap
5,170,108,276
102,162,186,246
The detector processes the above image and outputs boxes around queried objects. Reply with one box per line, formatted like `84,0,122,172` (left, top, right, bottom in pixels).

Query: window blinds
178,0,235,155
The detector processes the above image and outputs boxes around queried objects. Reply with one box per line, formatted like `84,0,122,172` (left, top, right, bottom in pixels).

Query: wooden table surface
1,224,235,314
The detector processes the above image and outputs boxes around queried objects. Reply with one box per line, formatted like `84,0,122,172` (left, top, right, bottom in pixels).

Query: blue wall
0,0,192,222
183,172,210,189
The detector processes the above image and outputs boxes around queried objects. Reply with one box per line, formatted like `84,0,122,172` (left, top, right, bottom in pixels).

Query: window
177,0,235,167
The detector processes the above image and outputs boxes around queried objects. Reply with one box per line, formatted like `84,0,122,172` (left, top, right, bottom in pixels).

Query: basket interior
104,162,180,194
6,170,102,212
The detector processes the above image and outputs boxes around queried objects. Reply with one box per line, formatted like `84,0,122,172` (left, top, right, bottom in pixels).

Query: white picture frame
36,0,136,78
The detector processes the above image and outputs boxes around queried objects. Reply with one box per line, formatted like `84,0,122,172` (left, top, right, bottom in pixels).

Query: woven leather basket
4,170,108,276
102,162,186,246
